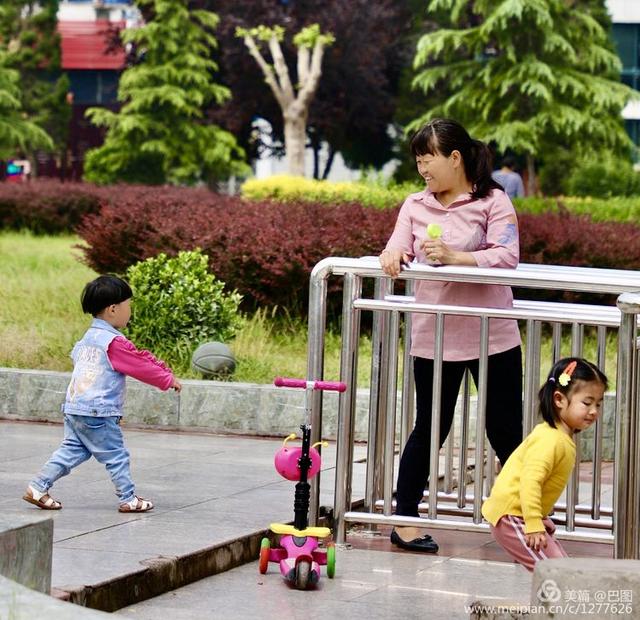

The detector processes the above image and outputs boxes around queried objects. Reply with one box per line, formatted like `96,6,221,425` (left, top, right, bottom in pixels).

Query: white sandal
22,485,62,510
118,496,154,513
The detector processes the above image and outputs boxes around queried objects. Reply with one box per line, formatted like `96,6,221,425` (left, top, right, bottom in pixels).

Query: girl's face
554,380,605,435
415,149,461,194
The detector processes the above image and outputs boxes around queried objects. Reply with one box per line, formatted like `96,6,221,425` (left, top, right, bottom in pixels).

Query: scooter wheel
326,542,336,578
259,537,270,574
295,559,311,589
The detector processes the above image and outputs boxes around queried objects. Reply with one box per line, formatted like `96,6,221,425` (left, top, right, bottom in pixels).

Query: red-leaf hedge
76,190,399,312
0,180,104,233
4,181,640,310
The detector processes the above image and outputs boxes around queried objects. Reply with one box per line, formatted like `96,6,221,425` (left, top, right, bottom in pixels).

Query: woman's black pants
395,345,523,518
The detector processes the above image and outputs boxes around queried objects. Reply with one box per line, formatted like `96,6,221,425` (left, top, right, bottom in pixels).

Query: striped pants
491,515,568,572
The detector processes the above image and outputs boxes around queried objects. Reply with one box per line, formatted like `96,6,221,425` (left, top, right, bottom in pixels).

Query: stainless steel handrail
306,257,640,559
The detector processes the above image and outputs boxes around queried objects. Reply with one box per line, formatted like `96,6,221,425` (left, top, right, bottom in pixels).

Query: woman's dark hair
538,357,608,428
81,275,132,316
410,118,501,200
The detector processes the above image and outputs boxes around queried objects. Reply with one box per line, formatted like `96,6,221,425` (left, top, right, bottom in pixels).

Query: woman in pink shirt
380,118,523,553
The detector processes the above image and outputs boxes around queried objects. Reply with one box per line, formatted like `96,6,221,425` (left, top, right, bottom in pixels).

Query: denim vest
62,318,126,417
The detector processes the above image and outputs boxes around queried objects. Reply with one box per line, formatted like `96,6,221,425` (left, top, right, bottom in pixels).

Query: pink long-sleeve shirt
107,336,175,390
385,187,521,361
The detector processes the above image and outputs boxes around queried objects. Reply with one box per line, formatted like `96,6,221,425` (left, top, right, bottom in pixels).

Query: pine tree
0,50,53,158
0,1,70,170
410,0,636,191
84,0,247,185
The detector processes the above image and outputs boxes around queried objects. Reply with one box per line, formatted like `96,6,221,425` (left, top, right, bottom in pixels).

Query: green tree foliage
0,1,69,165
0,50,53,158
84,0,248,185
410,0,636,189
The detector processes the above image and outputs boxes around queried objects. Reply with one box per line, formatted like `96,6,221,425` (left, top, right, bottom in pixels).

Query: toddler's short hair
81,275,132,316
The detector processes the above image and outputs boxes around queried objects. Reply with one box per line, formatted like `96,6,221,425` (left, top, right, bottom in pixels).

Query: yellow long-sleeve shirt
482,422,576,534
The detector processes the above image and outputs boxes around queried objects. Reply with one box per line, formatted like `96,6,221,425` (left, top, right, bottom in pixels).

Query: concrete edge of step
58,530,269,612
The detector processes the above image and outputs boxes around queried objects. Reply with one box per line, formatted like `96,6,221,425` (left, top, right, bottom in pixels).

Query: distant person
492,156,524,199
23,275,181,513
482,357,607,571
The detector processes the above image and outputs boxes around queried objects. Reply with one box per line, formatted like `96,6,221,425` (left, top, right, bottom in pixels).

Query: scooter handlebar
274,377,347,392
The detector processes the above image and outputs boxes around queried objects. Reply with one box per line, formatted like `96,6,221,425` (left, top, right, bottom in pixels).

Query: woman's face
416,149,459,193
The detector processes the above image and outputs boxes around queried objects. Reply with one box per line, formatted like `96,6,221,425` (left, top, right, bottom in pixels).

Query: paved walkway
0,420,613,619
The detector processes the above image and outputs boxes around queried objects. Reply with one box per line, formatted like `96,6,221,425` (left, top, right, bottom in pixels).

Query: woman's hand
525,531,547,551
420,238,476,266
379,249,410,278
421,237,455,265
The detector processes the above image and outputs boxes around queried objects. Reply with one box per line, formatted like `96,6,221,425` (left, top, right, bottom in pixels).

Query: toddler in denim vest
23,275,181,513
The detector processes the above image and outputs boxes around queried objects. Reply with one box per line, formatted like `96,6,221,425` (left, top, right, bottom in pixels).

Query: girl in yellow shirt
482,357,607,571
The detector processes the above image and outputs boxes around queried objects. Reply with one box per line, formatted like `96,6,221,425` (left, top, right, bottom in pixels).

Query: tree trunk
526,153,536,196
312,138,320,179
284,109,307,177
321,145,335,180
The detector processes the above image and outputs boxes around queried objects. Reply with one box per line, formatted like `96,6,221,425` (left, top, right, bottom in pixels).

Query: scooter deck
269,522,331,538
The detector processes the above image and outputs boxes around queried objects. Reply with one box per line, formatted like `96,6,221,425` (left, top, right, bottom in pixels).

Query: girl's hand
525,531,547,551
172,378,182,392
379,249,410,278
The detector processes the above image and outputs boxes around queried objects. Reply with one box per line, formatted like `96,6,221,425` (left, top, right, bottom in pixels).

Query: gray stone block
0,514,53,593
0,368,19,418
0,368,617,459
0,574,110,619
124,377,179,426
531,558,640,619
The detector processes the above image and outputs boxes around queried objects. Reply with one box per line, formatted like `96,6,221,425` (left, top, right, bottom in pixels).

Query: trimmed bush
241,174,418,210
514,195,640,224
517,209,640,303
77,191,398,314
125,249,242,374
0,180,226,234
0,180,103,234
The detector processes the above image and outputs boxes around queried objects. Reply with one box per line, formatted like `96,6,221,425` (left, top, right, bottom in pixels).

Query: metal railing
305,257,640,559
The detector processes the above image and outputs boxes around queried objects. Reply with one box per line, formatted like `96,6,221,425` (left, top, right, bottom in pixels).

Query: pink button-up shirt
385,187,521,361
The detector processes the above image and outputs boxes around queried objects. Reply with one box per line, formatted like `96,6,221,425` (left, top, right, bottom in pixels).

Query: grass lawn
0,231,618,387
0,231,372,384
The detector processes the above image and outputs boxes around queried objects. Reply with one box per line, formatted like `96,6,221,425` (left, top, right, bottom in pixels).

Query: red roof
58,20,125,70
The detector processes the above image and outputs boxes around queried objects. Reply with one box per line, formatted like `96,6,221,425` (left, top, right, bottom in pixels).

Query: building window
613,23,640,90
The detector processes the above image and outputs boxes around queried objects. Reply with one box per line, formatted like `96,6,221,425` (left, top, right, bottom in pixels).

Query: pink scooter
259,377,346,589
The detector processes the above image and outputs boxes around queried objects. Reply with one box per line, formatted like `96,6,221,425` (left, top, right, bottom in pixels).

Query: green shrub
125,249,242,374
566,154,640,198
240,174,419,209
514,195,640,223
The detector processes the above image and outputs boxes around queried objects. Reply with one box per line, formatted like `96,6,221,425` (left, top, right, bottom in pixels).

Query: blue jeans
31,414,135,504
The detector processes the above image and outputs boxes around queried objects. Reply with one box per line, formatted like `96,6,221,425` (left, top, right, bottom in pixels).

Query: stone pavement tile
0,420,365,593
116,548,531,620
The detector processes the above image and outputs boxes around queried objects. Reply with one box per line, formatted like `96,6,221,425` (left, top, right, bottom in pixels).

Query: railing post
334,273,362,543
614,292,640,559
365,278,393,516
307,271,328,525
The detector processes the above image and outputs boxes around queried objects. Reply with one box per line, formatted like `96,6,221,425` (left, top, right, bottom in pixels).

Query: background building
609,0,640,149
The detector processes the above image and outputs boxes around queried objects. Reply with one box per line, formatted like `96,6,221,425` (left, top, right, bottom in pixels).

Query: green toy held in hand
426,223,442,239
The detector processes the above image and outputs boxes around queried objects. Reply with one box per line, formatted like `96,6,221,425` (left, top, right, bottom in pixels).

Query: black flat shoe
390,529,439,553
